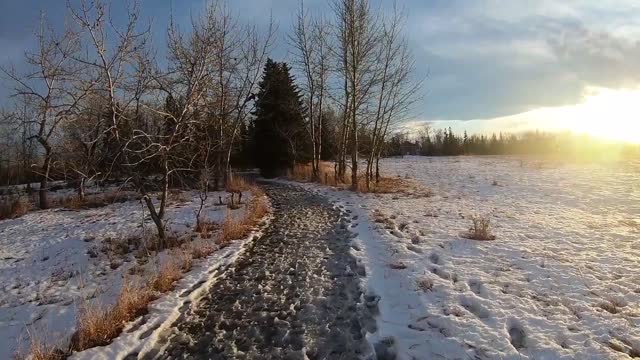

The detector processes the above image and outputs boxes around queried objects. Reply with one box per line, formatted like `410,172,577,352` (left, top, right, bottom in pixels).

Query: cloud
407,1,640,120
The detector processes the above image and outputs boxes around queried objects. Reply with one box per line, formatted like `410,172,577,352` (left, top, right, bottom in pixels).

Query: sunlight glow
471,86,640,144
559,87,640,144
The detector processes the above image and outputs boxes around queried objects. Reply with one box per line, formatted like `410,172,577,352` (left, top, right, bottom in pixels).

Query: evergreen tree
253,59,308,177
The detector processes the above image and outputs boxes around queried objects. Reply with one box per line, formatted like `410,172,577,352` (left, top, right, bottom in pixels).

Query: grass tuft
463,216,496,241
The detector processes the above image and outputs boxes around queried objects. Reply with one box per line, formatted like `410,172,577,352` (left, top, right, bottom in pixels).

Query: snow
306,156,640,359
71,212,272,360
0,189,263,358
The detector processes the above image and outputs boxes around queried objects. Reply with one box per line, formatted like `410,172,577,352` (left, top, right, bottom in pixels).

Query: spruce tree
253,59,308,177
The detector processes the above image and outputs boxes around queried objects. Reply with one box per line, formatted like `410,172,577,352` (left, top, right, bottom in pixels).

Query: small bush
463,216,496,241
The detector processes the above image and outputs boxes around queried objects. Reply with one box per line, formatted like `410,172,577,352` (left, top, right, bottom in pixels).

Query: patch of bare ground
21,184,270,359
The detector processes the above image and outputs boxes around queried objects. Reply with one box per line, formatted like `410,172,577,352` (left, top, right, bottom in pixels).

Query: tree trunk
78,177,86,201
38,153,52,209
158,157,169,219
144,195,166,243
350,117,358,190
375,154,380,183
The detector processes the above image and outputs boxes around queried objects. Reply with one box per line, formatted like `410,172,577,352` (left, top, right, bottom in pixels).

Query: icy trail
139,182,376,359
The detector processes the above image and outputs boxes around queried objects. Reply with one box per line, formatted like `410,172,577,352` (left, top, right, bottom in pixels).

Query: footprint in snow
428,252,443,265
468,279,487,298
406,244,422,254
507,319,527,351
460,296,490,319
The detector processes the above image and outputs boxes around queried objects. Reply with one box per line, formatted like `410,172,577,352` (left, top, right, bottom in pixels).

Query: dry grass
58,191,139,210
463,216,496,241
389,261,407,270
287,162,431,196
598,301,621,314
175,249,193,272
71,280,153,351
195,219,218,239
150,259,183,293
186,240,216,259
416,276,434,292
15,328,66,360
287,162,337,185
0,196,30,220
218,215,250,245
226,175,251,193
217,184,268,246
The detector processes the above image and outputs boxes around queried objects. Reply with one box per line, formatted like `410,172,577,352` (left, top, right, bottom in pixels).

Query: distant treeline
386,127,640,159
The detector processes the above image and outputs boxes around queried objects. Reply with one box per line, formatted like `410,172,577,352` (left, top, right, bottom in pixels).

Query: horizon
1,1,639,144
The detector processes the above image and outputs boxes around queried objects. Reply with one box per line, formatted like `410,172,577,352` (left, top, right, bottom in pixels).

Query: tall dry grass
287,161,416,194
226,175,251,193
71,280,153,351
288,162,337,185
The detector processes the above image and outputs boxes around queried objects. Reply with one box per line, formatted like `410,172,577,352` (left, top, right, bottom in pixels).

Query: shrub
463,216,496,240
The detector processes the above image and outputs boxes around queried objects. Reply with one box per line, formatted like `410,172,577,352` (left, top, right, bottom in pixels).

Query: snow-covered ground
0,189,262,358
312,156,640,359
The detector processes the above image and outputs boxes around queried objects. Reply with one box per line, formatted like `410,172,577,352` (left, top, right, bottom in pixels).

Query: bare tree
67,0,150,143
200,0,274,189
373,30,422,182
61,96,111,199
1,18,92,208
364,3,420,189
291,1,330,181
332,0,380,190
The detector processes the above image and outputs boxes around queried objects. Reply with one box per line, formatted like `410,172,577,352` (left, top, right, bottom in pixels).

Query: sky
1,0,639,142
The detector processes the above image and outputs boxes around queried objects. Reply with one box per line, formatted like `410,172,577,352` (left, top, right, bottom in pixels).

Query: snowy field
0,189,262,358
313,156,640,359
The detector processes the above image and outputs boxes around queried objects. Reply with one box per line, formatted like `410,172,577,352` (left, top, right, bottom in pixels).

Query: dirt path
143,182,378,359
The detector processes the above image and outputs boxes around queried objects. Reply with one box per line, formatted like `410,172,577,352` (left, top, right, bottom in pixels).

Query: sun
562,87,640,144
